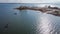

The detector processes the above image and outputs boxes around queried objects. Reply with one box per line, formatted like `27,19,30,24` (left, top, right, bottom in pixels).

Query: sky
0,0,60,3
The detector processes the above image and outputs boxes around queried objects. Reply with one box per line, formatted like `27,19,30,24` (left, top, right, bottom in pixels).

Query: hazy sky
0,0,60,3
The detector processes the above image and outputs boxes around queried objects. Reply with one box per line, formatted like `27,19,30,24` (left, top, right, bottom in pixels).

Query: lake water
0,3,60,34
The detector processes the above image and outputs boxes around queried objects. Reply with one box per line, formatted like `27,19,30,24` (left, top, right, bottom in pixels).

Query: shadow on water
18,10,37,34
14,13,17,15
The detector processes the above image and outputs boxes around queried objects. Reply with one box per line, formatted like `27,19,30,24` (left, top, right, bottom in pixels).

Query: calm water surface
0,3,60,34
